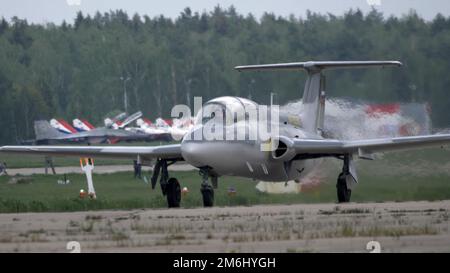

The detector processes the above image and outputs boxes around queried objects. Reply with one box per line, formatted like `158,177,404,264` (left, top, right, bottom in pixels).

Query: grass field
0,154,132,168
0,147,449,213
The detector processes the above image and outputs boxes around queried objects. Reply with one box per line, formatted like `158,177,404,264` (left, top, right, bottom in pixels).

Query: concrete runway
0,201,449,253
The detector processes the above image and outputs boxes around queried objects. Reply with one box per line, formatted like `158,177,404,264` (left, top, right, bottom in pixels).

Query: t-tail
235,61,402,134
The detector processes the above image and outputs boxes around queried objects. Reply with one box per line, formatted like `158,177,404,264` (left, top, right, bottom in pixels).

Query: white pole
120,76,131,113
80,158,96,199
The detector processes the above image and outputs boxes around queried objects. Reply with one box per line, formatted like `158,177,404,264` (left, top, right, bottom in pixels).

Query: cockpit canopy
195,96,259,126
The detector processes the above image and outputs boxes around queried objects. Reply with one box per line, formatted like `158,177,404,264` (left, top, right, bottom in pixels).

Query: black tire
166,177,181,208
346,189,352,202
336,172,351,203
201,184,214,207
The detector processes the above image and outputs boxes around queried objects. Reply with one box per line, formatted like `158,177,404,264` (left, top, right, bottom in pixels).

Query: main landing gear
199,168,218,207
151,159,181,208
336,154,352,203
151,160,218,208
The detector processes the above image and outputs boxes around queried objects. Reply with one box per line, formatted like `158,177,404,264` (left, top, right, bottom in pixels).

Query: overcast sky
1,0,450,24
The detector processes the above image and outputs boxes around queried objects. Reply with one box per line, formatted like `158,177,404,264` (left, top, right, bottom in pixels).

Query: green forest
0,6,449,144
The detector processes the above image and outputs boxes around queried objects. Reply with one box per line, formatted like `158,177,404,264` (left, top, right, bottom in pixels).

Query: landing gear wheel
201,184,214,207
336,172,351,203
166,177,181,208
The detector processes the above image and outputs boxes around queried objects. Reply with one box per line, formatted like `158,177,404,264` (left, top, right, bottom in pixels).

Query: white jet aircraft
2,61,450,208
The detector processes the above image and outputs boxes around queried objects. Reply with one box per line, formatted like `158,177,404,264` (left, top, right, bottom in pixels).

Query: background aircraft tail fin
50,119,77,134
34,120,65,140
73,118,95,132
82,119,95,130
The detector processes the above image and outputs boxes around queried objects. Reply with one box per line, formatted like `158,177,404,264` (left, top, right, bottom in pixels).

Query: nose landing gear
151,159,181,208
151,160,218,208
166,177,181,208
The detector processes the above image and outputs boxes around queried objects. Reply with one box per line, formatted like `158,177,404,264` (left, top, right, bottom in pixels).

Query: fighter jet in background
116,111,143,129
135,117,194,140
135,118,171,136
74,111,142,132
104,112,127,129
31,120,171,145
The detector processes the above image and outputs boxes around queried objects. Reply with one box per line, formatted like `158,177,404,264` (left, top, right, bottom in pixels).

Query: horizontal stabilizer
235,61,402,72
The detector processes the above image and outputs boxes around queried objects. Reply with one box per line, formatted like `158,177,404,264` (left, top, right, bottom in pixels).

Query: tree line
0,6,450,144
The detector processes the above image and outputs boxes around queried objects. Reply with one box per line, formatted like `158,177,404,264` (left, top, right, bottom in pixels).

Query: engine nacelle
271,136,297,161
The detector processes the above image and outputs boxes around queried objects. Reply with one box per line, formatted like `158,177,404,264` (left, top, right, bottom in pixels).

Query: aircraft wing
0,144,183,161
283,134,450,158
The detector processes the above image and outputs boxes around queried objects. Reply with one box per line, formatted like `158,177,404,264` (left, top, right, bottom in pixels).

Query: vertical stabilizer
300,71,325,133
34,120,65,140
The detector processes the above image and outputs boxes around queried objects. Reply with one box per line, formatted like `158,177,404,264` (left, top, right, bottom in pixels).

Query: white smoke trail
256,98,434,193
281,98,431,140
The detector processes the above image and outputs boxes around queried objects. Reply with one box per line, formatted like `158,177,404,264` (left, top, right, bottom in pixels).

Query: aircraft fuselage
180,97,320,182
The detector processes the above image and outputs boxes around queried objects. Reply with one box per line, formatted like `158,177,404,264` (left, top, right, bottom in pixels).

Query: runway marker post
80,158,96,199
